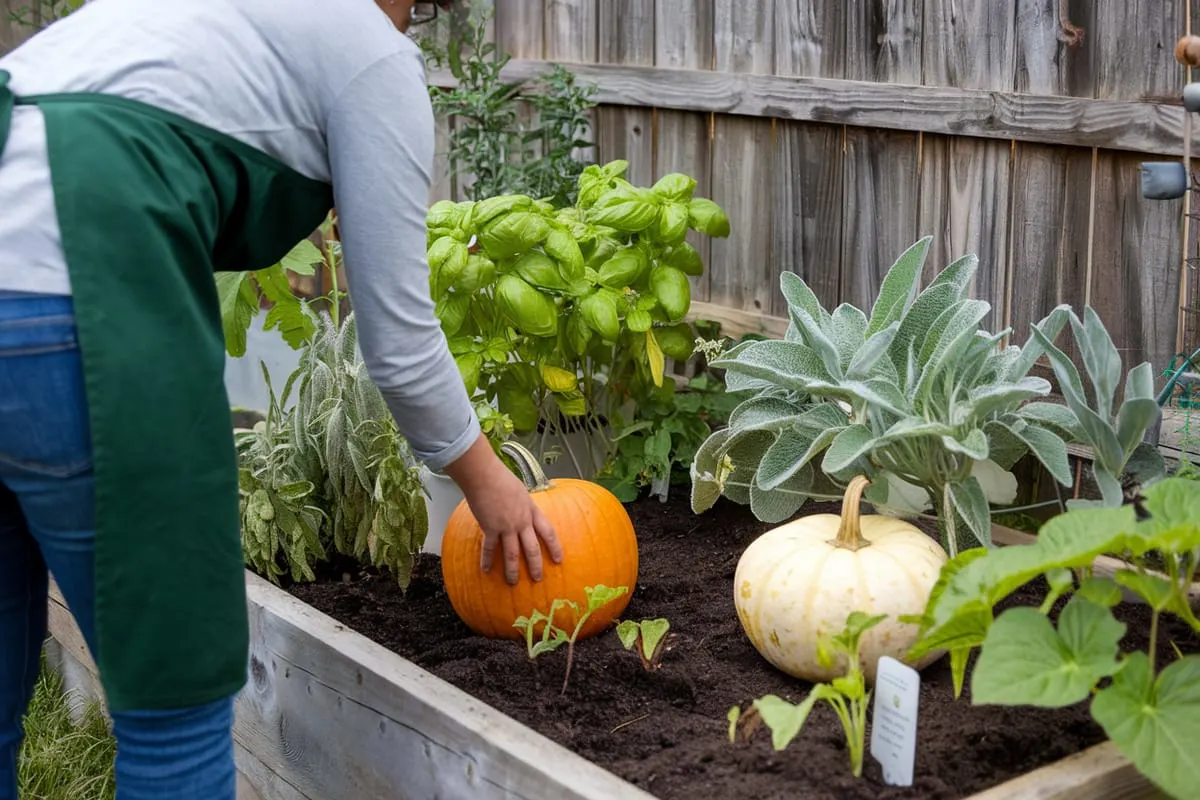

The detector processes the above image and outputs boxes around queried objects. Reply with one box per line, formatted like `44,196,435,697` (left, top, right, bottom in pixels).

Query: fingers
480,530,500,574
502,529,522,585
533,506,563,564
519,526,544,582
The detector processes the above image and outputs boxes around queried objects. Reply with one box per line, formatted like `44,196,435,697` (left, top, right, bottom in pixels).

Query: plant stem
834,476,873,551
1149,610,1160,675
942,482,959,559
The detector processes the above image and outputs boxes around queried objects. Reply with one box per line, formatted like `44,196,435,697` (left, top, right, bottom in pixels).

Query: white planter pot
418,467,465,556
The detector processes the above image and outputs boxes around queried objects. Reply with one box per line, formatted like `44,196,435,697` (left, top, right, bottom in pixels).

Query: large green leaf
1015,401,1083,442
1029,324,1124,472
913,300,991,405
822,424,875,474
1115,362,1160,457
216,272,260,357
1007,304,1071,382
866,236,931,337
750,463,814,523
779,271,831,328
690,428,737,513
1091,653,1200,800
755,426,818,490
829,303,869,373
962,378,1052,424
889,283,960,374
1137,477,1200,552
942,428,989,461
845,322,900,380
1072,306,1123,421
710,340,833,390
258,265,317,349
972,596,1124,707
948,476,992,548
727,395,811,431
999,418,1072,486
787,302,843,379
926,252,979,300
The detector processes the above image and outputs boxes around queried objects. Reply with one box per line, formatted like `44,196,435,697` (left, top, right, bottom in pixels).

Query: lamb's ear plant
616,618,673,671
727,611,886,778
691,236,1160,556
906,477,1200,800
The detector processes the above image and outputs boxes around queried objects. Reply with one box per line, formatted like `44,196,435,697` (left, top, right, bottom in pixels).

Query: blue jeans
0,291,236,800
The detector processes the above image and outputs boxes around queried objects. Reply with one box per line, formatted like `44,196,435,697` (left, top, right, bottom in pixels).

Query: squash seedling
728,611,886,778
616,618,673,671
512,585,630,694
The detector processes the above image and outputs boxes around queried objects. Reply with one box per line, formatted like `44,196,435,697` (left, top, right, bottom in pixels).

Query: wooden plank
965,741,1166,800
493,0,544,59
774,0,846,79
841,128,921,312
918,5,1016,329
769,122,844,314
1092,0,1185,102
843,0,923,85
1005,144,1092,360
595,0,654,187
687,300,788,340
238,572,652,800
653,0,714,301
1088,150,1184,378
429,114,453,204
708,0,774,313
1014,0,1094,98
427,61,1200,157
544,0,598,63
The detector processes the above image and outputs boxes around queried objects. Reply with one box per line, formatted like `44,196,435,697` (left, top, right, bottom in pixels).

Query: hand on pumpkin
444,433,564,585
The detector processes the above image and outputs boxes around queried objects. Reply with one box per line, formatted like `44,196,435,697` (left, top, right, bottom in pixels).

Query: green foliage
426,162,729,470
616,617,673,671
217,218,331,357
728,612,886,778
8,0,84,29
511,585,629,694
236,309,430,588
690,236,1161,555
907,477,1200,799
420,1,597,206
598,371,747,502
18,662,115,800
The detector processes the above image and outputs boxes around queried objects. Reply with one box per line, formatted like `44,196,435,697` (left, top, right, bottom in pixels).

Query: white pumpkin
734,475,949,684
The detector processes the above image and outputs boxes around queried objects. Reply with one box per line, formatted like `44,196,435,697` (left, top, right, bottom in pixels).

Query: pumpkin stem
834,476,872,551
500,440,553,493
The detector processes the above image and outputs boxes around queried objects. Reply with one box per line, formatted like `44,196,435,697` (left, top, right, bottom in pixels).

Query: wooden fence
4,0,1197,381
426,0,1200,384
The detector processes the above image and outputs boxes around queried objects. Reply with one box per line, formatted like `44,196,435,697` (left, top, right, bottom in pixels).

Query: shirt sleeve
325,49,480,472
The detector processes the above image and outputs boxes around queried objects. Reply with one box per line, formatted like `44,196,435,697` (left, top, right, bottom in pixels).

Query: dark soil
286,492,1198,800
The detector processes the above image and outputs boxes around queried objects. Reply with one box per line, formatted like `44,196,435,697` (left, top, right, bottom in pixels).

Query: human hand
443,433,563,584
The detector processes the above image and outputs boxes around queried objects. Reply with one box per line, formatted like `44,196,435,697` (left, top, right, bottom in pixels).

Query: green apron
0,69,334,711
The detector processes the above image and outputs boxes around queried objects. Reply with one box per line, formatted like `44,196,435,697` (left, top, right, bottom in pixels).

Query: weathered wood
595,0,654,187
44,572,1174,800
965,741,1167,800
773,0,846,79
493,0,544,60
653,0,714,301
426,61,1200,157
708,0,774,313
1088,150,1184,378
687,300,788,340
543,0,598,165
841,128,921,312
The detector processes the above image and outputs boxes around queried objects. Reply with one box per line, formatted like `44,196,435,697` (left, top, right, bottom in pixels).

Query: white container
418,467,465,556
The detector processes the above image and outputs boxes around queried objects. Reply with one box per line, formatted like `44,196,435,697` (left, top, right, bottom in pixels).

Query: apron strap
0,70,13,158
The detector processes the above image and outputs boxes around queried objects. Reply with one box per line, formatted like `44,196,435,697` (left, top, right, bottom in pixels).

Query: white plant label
869,655,920,786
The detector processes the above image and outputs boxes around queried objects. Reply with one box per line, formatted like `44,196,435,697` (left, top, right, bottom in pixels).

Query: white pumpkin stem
834,476,872,551
500,440,553,493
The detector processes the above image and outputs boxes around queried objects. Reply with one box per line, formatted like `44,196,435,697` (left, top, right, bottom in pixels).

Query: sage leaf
971,597,1124,707
845,322,899,381
926,252,978,300
1091,652,1200,800
949,476,992,547
829,303,868,372
866,236,931,337
750,463,813,523
1001,419,1072,486
779,271,830,328
1115,363,1160,456
1015,401,1083,442
755,427,817,490
941,428,989,461
1072,307,1123,421
822,424,875,474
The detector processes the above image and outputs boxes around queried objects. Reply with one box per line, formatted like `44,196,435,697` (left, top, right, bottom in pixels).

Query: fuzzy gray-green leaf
949,476,992,548
822,424,876,474
866,236,931,337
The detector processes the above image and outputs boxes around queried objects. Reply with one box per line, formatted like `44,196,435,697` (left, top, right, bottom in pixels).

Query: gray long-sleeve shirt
0,0,480,470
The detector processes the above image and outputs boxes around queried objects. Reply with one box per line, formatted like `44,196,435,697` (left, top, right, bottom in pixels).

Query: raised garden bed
279,491,1189,800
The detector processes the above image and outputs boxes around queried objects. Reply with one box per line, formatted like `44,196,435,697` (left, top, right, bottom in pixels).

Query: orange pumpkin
440,441,638,640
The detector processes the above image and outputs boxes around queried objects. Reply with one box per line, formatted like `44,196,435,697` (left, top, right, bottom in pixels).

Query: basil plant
426,160,730,470
691,237,1163,556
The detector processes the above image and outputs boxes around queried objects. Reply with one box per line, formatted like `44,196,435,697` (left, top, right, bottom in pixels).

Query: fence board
708,0,774,313
653,0,714,302
494,0,544,59
1090,151,1185,374
596,0,655,188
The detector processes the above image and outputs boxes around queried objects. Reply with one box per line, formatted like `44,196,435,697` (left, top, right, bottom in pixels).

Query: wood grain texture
964,741,1166,800
493,0,544,59
1088,151,1184,378
596,0,654,187
654,0,714,300
1006,145,1092,356
427,61,1200,157
544,0,598,62
917,136,1014,331
843,0,923,84
770,122,844,314
841,128,921,313
1092,0,1184,102
708,0,775,312
774,0,846,79
922,0,1016,90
